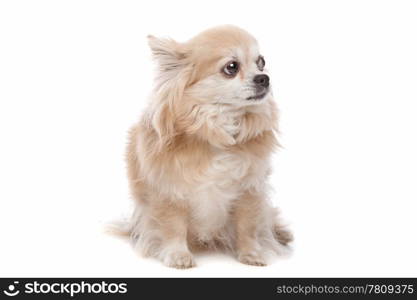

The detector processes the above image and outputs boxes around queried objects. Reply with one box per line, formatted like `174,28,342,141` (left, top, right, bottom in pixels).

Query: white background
0,0,416,277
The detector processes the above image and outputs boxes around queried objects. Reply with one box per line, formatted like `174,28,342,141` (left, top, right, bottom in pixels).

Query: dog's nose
253,74,269,88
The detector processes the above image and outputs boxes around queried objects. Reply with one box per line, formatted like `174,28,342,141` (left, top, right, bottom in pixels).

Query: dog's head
148,25,271,106
147,25,276,149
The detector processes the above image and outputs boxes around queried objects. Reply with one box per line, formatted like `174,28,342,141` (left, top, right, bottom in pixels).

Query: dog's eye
257,55,265,71
222,61,239,77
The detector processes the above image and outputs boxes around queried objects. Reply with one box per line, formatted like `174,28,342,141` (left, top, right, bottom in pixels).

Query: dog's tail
104,219,132,239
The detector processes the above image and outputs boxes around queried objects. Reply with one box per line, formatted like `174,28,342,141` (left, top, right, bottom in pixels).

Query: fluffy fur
125,25,292,268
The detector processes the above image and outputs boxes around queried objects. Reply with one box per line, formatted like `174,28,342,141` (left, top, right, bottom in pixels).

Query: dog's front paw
238,251,267,267
163,250,196,269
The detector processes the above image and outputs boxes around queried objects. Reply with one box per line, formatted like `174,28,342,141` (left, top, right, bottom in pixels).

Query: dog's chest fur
187,114,270,240
189,150,257,241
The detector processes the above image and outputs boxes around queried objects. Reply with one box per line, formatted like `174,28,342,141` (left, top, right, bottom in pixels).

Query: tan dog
125,25,292,268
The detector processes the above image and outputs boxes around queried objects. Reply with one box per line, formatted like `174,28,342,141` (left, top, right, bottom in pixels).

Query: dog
125,25,292,268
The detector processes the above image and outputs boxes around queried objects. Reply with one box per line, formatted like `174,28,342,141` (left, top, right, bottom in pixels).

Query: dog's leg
153,200,195,269
232,190,267,266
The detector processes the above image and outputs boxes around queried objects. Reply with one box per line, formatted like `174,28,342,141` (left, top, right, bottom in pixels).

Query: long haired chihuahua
125,25,292,268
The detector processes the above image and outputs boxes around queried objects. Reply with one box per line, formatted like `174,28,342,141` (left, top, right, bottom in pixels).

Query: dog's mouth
246,92,267,101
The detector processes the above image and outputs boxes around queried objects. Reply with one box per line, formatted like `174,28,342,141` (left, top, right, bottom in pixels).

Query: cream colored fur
125,25,292,268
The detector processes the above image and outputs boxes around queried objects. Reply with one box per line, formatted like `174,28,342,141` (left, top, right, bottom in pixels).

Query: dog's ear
147,35,188,73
